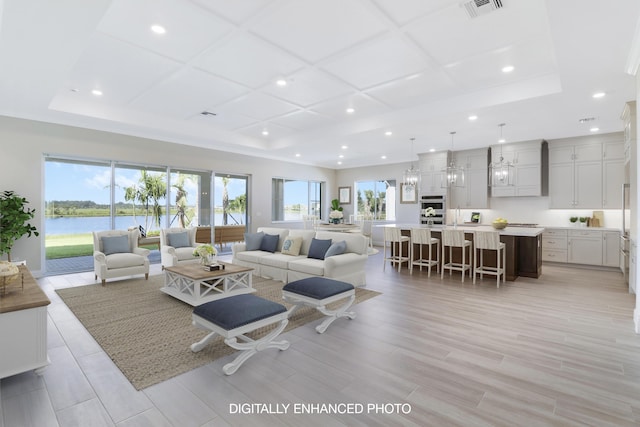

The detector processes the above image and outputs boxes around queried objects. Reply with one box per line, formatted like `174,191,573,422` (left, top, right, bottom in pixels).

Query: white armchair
160,227,199,268
93,229,150,286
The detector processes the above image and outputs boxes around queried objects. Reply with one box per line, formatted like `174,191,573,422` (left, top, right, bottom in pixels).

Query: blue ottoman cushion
193,294,287,330
283,277,353,300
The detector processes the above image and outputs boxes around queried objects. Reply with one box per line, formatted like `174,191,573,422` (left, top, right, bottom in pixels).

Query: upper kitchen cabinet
418,151,448,196
450,148,489,209
621,101,636,165
548,135,624,209
490,140,546,197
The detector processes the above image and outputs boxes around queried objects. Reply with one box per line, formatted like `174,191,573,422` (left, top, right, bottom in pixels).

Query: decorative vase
426,218,434,227
199,255,210,265
332,218,340,224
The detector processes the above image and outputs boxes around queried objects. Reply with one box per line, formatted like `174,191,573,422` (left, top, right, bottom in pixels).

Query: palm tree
172,173,191,228
222,177,229,225
124,170,167,231
227,194,247,224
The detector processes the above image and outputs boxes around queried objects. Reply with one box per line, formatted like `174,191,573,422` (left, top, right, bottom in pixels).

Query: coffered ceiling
0,0,638,168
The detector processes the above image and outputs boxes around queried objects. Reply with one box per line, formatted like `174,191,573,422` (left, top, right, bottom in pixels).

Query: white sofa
232,227,368,287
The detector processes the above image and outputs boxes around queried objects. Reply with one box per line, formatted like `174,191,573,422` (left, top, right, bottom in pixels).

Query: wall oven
420,195,446,225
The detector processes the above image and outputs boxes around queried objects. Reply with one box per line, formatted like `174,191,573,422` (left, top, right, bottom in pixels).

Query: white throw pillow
281,236,303,256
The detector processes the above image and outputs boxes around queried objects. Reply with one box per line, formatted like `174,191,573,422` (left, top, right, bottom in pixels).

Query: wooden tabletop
164,261,253,280
0,265,50,314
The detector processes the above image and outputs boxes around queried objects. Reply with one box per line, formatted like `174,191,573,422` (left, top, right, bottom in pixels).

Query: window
43,155,237,274
272,178,323,221
214,174,248,226
355,179,396,220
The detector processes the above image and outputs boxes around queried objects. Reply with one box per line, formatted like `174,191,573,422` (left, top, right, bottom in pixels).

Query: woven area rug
56,274,380,390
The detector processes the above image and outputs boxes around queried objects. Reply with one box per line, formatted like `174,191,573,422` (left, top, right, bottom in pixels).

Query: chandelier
403,137,420,190
441,131,465,188
489,123,514,187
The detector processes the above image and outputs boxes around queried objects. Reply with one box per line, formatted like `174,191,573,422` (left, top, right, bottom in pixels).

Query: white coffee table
162,262,254,306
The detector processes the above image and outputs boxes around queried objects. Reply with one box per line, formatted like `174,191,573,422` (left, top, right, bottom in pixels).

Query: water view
45,214,242,235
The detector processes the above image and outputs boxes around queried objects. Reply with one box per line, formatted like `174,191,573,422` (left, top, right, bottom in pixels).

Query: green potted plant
570,216,578,226
330,198,343,224
0,191,39,262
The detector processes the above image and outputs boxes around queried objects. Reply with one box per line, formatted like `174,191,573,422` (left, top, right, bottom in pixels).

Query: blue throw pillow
308,238,332,260
244,232,264,251
260,233,279,253
101,235,130,255
325,240,347,258
167,231,190,248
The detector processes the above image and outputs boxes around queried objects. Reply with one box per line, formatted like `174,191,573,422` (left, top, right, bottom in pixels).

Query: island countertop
378,223,545,237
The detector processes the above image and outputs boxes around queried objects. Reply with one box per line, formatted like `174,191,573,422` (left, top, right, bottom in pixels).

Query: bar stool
473,230,506,287
441,229,472,282
410,228,440,277
383,227,410,272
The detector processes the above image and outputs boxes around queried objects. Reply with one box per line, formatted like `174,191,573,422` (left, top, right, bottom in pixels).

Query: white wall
1,116,336,274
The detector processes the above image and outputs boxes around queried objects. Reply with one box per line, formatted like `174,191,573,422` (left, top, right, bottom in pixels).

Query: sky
45,161,247,207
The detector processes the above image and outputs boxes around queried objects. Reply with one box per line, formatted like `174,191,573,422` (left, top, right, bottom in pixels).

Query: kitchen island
380,224,544,281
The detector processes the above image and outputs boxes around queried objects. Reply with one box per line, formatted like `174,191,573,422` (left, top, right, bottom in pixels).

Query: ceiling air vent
461,0,504,19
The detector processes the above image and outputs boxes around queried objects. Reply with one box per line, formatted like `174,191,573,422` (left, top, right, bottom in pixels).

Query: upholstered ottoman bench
282,277,356,334
190,294,290,375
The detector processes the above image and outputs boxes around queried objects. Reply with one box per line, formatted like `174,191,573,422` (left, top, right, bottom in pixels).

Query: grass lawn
45,233,158,259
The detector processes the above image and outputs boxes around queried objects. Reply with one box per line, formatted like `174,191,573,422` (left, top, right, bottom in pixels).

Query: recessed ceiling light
295,153,301,157
429,148,435,152
346,108,355,114
91,89,103,96
385,131,392,136
341,145,348,149
498,138,506,143
592,92,606,98
381,155,387,159
276,79,287,87
262,130,269,136
338,154,344,158
337,161,343,165
502,65,514,73
150,25,166,34
468,115,478,121
590,127,600,132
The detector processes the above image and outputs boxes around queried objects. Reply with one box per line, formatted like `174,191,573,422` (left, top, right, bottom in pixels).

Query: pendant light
403,137,420,190
489,123,514,187
441,131,465,188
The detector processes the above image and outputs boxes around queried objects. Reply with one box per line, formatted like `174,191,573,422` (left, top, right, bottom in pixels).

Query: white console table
0,266,50,379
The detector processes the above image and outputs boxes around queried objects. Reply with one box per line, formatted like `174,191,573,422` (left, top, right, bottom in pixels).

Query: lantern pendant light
490,123,514,187
403,137,420,190
441,131,465,188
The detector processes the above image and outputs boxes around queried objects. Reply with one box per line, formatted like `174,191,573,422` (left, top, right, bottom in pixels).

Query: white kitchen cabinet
542,228,568,262
575,161,603,207
622,102,635,164
568,229,603,265
549,141,601,208
603,159,625,209
549,139,625,209
603,231,620,267
490,140,543,197
419,151,448,196
450,148,488,208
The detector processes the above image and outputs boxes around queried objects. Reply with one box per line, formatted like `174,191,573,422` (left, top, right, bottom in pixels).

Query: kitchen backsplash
448,196,623,229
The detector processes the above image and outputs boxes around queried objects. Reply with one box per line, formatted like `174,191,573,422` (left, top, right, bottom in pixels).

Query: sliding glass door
214,174,248,227
44,156,218,274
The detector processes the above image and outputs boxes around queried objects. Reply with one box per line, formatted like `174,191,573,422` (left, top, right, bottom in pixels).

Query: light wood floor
1,251,638,426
